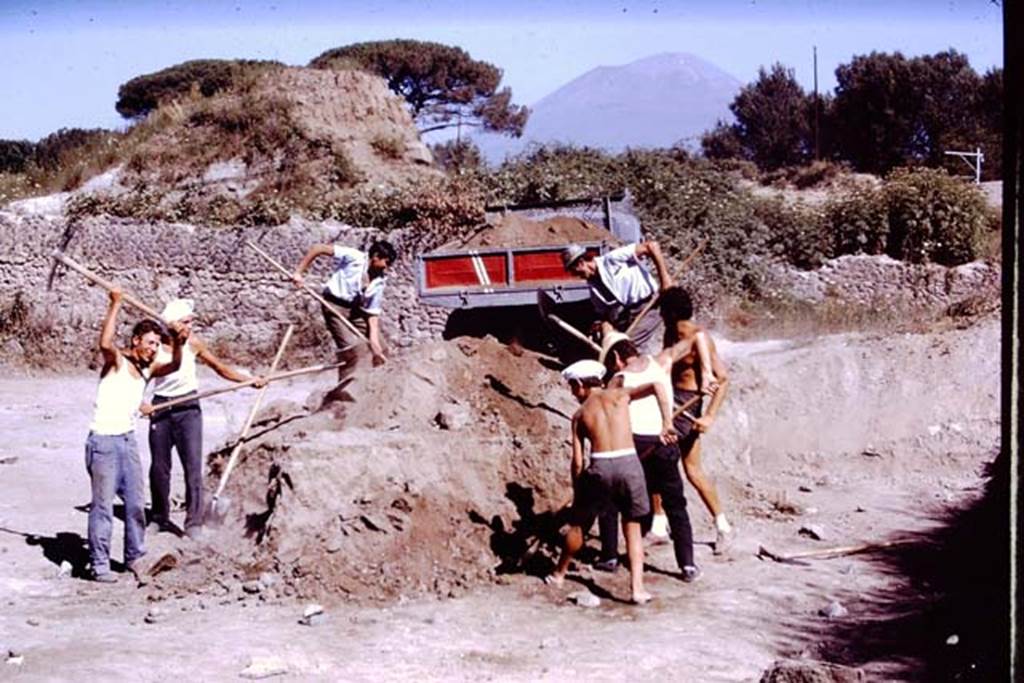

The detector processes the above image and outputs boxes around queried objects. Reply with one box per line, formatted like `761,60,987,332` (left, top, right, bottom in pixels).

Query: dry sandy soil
0,315,1000,681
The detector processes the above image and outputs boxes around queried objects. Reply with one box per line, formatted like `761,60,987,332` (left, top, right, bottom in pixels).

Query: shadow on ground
798,449,1009,679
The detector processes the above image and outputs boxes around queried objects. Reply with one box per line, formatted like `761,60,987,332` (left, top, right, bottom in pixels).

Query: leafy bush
0,139,35,173
754,197,830,269
824,186,888,257
883,167,988,265
116,59,282,119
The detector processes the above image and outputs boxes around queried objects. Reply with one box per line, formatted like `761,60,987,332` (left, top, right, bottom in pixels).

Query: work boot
714,526,734,556
681,565,702,583
92,571,117,584
593,557,619,573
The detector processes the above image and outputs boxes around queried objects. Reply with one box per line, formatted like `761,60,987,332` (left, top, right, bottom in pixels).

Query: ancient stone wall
0,211,449,369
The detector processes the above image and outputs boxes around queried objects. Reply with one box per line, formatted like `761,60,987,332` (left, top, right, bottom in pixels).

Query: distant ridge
475,52,741,163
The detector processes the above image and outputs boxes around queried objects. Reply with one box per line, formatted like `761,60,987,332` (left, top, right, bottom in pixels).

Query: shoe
714,526,734,556
92,571,117,583
681,565,702,583
593,557,619,573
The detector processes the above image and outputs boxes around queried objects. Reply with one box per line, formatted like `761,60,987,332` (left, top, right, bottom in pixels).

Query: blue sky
0,1,1003,140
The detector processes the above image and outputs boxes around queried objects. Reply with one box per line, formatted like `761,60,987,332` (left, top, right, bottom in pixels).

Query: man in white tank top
145,298,264,539
601,329,701,583
85,289,185,583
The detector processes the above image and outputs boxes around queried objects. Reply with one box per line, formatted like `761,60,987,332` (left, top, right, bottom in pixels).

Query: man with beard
84,289,184,583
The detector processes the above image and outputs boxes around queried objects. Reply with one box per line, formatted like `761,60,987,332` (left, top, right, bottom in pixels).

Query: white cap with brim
561,359,606,383
599,330,631,364
161,298,195,324
562,243,587,271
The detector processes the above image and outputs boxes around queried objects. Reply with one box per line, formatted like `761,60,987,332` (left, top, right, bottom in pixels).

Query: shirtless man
603,329,702,582
85,289,184,582
659,286,734,554
545,359,676,605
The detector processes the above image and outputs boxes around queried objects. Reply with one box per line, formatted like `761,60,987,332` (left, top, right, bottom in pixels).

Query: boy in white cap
544,358,676,605
562,240,672,352
144,298,264,539
86,289,185,582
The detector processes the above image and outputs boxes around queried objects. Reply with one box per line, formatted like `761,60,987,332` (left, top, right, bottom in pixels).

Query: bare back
576,387,636,453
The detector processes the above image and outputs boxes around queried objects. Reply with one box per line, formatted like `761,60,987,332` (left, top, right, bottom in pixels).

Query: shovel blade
205,494,232,527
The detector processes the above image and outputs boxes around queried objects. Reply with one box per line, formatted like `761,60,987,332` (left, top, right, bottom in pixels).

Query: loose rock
760,658,865,682
818,600,848,619
567,591,601,608
239,655,289,679
798,524,827,541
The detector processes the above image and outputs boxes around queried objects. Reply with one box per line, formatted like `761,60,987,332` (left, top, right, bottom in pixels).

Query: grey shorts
571,452,650,525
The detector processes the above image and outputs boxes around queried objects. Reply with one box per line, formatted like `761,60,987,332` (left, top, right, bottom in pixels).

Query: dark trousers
636,434,695,569
148,395,204,530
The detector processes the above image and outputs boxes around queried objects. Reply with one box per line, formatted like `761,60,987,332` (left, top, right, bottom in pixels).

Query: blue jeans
85,432,146,574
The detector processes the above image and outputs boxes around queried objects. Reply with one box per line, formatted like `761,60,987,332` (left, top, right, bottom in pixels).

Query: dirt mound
78,66,440,223
150,336,575,603
439,213,614,251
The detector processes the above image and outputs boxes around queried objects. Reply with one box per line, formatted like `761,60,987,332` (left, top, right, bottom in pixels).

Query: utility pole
813,45,820,161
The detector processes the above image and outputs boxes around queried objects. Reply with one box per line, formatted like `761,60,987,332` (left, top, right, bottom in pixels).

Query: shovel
205,325,294,525
536,289,602,355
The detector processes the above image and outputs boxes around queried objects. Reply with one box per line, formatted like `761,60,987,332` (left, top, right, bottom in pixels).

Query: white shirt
590,244,656,312
324,246,386,316
152,342,198,398
615,355,672,437
90,355,149,435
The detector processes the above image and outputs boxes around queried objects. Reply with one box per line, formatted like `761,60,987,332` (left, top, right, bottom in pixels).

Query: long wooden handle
549,313,602,354
624,237,709,338
636,393,704,458
147,359,347,413
246,241,369,344
212,325,293,500
52,251,162,320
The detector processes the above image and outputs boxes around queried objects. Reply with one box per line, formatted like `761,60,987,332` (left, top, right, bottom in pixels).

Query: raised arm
149,322,186,378
193,336,265,386
291,244,334,284
636,240,672,291
98,289,124,373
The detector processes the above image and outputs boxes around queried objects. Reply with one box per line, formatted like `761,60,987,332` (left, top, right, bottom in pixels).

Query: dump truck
415,193,642,310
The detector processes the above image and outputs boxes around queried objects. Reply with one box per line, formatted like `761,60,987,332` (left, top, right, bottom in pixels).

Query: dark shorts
570,452,650,527
673,388,704,454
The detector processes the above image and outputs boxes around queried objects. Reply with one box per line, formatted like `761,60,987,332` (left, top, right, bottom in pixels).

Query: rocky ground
0,314,1001,681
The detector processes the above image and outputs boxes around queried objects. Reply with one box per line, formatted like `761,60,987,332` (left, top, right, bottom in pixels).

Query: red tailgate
424,253,508,289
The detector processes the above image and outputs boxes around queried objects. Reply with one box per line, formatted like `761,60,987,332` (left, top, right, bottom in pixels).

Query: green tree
832,50,989,175
310,40,528,136
0,139,35,173
700,120,747,161
729,63,812,170
116,59,281,119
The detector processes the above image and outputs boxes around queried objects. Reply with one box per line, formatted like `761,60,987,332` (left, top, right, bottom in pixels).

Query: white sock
651,513,668,536
715,513,732,534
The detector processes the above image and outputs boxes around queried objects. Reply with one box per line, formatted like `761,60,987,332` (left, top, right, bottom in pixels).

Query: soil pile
439,213,615,251
151,336,576,603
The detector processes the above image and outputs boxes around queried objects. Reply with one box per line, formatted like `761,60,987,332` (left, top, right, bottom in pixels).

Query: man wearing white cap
145,298,264,539
544,358,676,605
562,240,672,352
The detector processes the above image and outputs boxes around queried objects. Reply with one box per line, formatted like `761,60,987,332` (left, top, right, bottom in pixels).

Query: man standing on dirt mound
659,286,734,555
145,298,265,540
292,239,397,388
545,359,676,605
562,240,672,352
84,289,184,583
602,328,702,582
